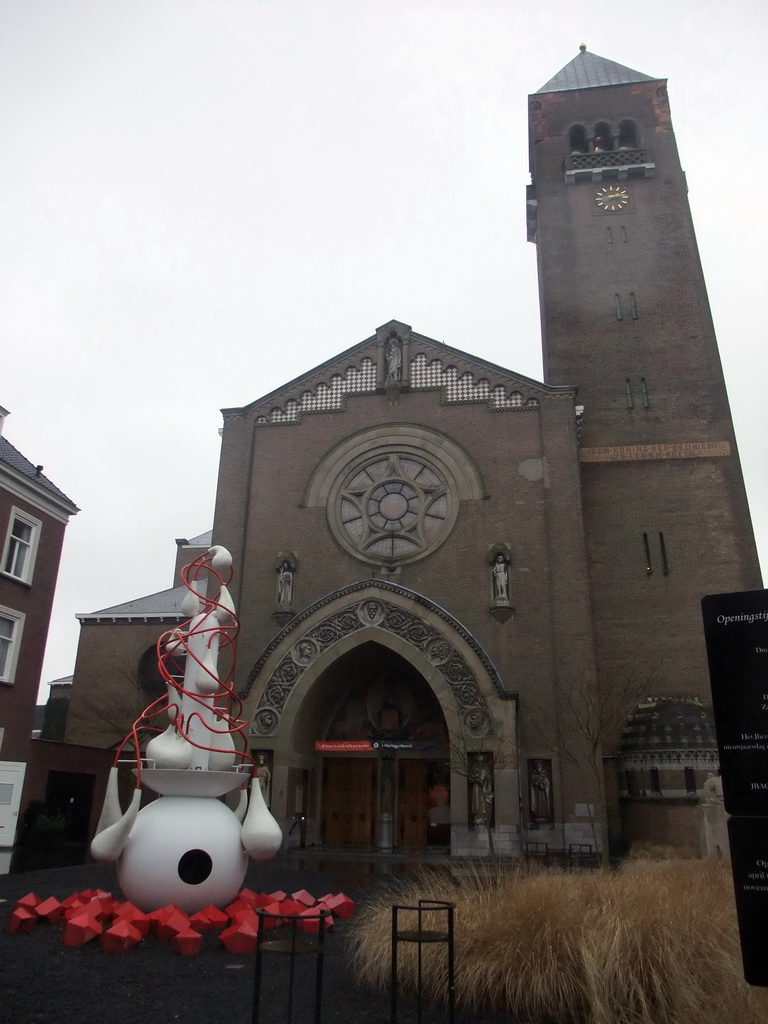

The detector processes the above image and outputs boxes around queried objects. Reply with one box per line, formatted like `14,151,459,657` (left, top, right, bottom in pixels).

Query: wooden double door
321,758,376,848
321,757,448,849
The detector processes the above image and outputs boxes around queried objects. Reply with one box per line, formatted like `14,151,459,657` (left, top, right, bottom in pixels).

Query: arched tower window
593,122,613,152
618,120,639,150
569,124,588,154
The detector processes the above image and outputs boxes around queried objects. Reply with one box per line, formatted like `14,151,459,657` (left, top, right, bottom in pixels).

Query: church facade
66,50,762,858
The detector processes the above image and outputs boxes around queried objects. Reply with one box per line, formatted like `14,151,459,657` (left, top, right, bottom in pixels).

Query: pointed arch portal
243,580,514,851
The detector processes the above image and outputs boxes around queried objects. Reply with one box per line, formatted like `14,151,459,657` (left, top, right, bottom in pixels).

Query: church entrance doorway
312,642,450,851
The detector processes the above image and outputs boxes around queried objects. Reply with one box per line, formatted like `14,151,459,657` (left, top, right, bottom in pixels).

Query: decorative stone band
253,350,542,427
620,749,719,772
579,440,731,463
249,594,495,738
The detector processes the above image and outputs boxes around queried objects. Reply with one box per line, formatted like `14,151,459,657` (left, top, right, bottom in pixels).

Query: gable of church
227,319,564,428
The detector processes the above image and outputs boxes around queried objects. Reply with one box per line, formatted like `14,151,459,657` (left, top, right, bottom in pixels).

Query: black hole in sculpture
178,848,213,885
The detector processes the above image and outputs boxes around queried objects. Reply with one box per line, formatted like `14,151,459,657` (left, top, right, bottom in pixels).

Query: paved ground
0,851,513,1024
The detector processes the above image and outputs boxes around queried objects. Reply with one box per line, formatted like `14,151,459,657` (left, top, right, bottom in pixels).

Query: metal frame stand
252,907,330,1024
391,899,455,1024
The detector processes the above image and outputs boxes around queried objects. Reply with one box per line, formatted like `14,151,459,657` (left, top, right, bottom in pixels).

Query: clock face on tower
595,185,629,211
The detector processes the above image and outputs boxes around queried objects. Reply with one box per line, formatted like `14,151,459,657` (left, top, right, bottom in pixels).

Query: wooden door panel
398,760,428,848
322,758,375,847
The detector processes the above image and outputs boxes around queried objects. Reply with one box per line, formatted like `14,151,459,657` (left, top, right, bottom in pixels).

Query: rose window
336,455,451,564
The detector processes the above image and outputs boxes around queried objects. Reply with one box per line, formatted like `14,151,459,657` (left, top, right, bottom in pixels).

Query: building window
642,533,652,575
0,607,25,684
618,120,639,149
684,767,696,794
2,509,41,583
650,768,662,795
659,532,670,575
593,121,613,152
569,124,588,154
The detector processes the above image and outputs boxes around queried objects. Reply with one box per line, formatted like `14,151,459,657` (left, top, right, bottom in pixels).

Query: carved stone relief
251,597,489,736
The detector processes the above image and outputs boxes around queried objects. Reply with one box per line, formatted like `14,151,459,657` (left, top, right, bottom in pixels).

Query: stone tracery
248,589,500,736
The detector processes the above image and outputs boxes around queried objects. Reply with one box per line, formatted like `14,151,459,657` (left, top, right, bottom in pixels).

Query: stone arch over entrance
244,581,518,854
244,580,509,742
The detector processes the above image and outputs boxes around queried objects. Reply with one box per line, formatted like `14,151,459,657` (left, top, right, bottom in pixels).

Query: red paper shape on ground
35,897,64,923
322,892,355,918
60,893,85,911
101,919,143,953
257,902,283,929
7,907,37,934
268,890,287,902
113,903,151,938
190,905,229,931
81,895,114,922
63,910,103,947
277,899,304,917
171,927,203,955
220,918,259,953
297,908,334,934
14,892,41,912
156,908,190,941
291,889,316,907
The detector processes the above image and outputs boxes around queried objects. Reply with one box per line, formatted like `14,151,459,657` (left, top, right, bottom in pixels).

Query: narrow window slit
643,532,652,575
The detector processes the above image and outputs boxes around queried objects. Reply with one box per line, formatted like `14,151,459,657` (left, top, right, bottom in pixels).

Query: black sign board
728,816,768,986
701,589,768,817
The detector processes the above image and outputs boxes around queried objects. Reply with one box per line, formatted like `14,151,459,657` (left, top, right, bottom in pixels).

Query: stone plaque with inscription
702,589,768,817
580,440,730,463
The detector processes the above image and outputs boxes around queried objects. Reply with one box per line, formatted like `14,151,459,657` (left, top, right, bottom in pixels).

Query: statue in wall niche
276,561,293,608
386,337,402,381
701,773,724,805
529,759,553,823
492,554,509,604
256,752,272,808
470,753,494,824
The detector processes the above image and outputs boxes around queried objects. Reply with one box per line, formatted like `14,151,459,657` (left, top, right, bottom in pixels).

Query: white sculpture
90,546,283,913
491,554,510,605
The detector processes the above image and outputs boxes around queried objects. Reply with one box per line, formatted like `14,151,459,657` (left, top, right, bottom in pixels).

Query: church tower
527,51,761,718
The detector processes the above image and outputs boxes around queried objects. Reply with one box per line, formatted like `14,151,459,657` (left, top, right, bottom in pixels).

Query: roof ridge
0,435,79,511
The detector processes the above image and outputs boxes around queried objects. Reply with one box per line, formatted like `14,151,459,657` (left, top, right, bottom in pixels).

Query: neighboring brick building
67,51,762,858
0,406,79,849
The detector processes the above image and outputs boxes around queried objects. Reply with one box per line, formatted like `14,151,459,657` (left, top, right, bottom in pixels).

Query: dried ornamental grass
350,860,768,1024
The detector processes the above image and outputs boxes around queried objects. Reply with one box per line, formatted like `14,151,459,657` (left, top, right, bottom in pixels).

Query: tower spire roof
536,48,657,93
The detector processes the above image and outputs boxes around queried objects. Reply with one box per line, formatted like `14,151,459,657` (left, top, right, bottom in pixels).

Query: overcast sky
2,0,766,700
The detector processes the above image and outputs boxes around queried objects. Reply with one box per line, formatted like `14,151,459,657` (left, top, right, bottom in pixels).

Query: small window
642,533,652,575
2,509,41,584
618,120,639,149
684,767,696,794
659,531,669,575
569,124,588,154
0,607,25,684
650,768,662,795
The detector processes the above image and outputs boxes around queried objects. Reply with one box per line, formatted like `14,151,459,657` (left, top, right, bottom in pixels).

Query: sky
1,0,766,700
